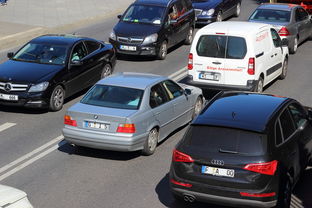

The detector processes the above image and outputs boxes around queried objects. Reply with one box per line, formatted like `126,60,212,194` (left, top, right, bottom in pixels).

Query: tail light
240,192,276,197
170,179,192,187
188,53,193,70
278,27,290,36
248,58,255,75
64,115,77,127
172,149,194,163
243,160,278,175
117,124,136,133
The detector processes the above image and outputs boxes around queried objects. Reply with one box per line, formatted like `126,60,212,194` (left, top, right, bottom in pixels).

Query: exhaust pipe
183,194,196,203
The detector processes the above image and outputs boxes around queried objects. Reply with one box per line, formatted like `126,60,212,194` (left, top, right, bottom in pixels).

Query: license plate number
120,45,137,51
201,166,235,178
199,72,220,81
0,93,18,101
84,121,110,131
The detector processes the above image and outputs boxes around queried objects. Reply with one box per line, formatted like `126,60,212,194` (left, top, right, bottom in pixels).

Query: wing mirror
117,15,122,19
71,60,83,66
170,19,178,25
281,38,289,47
184,88,192,96
7,52,14,59
307,108,312,121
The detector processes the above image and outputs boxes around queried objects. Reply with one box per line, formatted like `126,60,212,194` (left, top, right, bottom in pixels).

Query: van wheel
101,63,112,79
157,41,167,60
254,77,264,93
192,96,203,119
49,85,65,111
142,128,159,156
279,58,288,80
234,3,241,17
289,36,298,54
184,27,194,45
216,12,222,22
276,176,292,208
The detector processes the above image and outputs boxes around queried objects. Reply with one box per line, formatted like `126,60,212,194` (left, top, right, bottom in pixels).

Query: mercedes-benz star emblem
94,115,98,119
127,37,132,43
4,83,12,92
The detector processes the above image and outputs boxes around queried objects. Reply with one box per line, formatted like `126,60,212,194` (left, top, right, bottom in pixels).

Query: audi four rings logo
211,159,224,166
4,83,12,92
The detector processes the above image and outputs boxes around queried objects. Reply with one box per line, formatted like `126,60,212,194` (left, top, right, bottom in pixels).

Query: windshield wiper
219,148,238,154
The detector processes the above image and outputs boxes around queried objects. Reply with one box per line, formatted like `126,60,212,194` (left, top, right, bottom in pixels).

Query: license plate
120,45,137,51
0,93,18,101
199,72,220,81
201,166,235,178
84,121,110,131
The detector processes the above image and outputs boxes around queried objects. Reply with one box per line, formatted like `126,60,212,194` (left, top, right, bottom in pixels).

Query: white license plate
120,45,137,51
0,93,18,101
84,121,110,131
202,166,235,178
199,73,220,81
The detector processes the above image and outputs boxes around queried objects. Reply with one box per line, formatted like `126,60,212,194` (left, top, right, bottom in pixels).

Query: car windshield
12,43,68,65
81,85,144,110
122,5,165,25
249,9,291,23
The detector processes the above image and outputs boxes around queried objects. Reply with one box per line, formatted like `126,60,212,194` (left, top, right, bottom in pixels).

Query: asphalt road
0,0,312,207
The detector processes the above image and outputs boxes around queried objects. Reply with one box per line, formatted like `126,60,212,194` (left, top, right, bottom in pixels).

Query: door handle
271,55,274,58
274,53,277,56
155,112,160,115
212,61,221,65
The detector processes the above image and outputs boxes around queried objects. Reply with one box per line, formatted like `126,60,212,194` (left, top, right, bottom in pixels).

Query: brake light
188,53,193,70
117,124,136,133
248,58,255,75
170,179,192,187
240,192,276,197
64,115,77,127
243,160,278,175
172,149,194,163
278,27,290,36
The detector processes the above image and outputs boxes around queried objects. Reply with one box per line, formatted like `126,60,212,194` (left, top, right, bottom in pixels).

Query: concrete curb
0,8,124,51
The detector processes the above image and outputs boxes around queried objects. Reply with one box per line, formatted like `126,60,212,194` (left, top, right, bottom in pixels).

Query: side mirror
184,88,192,95
7,52,14,59
170,19,178,25
308,108,312,120
117,15,122,19
71,60,83,66
281,38,289,47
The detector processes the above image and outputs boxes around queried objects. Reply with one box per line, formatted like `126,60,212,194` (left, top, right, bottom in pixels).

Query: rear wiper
219,148,238,154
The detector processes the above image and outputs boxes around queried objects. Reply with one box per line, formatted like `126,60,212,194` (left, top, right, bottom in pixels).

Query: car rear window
81,85,144,110
182,125,267,156
196,35,247,59
249,9,291,23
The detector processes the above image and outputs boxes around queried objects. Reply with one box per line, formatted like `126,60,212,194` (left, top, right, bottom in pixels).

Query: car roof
97,72,167,90
194,92,290,133
257,3,299,11
30,34,93,46
134,0,173,7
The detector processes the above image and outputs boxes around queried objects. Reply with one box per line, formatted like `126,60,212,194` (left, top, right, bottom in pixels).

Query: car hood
0,60,64,83
192,0,221,10
0,184,27,206
114,21,161,37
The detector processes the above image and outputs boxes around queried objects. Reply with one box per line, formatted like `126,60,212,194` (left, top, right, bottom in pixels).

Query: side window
71,42,88,62
279,108,296,140
196,35,226,58
183,0,192,10
270,29,282,48
168,4,179,20
288,103,307,128
275,119,283,146
150,84,169,108
226,36,247,59
162,80,184,100
84,40,101,54
296,8,308,21
176,0,187,15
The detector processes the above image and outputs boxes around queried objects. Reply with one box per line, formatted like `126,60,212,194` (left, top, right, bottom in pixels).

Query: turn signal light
173,149,194,163
248,58,255,75
240,192,276,197
243,160,278,175
188,53,193,70
170,179,192,188
117,124,136,133
64,115,77,127
278,27,290,36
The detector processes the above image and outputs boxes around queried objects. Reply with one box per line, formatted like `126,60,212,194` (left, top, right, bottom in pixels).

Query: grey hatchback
249,3,312,54
62,72,203,155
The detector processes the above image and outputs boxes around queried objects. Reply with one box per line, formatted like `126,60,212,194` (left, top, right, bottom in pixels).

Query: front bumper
195,15,216,25
0,91,49,108
62,126,149,152
109,39,158,56
184,75,257,91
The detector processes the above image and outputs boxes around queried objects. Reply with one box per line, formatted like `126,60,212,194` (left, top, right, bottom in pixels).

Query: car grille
0,81,28,92
195,9,202,17
117,36,144,45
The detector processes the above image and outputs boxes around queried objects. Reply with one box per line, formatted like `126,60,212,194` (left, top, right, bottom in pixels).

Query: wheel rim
282,59,288,77
102,64,112,78
257,79,263,93
217,13,222,22
187,28,193,43
160,42,167,59
236,4,241,16
293,38,298,52
148,129,158,152
53,88,64,108
194,98,202,116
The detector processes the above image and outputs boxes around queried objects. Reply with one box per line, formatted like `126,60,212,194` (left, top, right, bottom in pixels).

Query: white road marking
0,122,16,132
169,67,187,81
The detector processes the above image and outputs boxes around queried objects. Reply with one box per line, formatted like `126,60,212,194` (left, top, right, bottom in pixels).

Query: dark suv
109,0,195,60
170,91,312,207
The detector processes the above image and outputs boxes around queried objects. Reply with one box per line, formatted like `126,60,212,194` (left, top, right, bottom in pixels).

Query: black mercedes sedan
192,0,241,24
170,91,312,208
0,34,116,111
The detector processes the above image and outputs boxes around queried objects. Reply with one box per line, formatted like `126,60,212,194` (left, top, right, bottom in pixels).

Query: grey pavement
0,0,134,50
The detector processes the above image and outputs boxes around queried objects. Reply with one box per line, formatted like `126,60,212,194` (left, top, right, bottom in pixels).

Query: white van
186,21,289,92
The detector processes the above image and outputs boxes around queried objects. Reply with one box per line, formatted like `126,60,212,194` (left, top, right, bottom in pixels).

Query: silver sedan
249,3,312,54
62,72,203,155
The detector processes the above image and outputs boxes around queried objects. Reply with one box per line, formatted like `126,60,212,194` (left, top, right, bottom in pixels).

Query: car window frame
84,40,102,55
161,80,184,101
275,107,297,147
149,83,170,109
270,28,282,48
70,41,88,63
288,102,308,129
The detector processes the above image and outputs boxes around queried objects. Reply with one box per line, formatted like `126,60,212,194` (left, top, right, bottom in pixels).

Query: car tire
184,27,194,45
49,85,65,111
101,63,112,79
234,3,241,17
254,77,264,93
142,128,159,156
276,175,292,208
192,96,203,120
279,58,288,80
157,41,168,60
289,36,298,54
216,11,222,22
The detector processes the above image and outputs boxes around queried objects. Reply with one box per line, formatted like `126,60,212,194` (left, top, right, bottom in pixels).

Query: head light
142,33,158,45
110,31,116,40
207,9,215,16
28,82,49,92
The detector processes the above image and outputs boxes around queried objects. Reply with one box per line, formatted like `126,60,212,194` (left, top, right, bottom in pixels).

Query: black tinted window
249,9,291,22
288,103,307,128
296,8,309,21
150,84,169,108
85,40,101,54
279,109,296,139
275,120,283,146
71,42,87,61
226,37,247,59
162,80,183,100
271,29,282,48
183,126,267,156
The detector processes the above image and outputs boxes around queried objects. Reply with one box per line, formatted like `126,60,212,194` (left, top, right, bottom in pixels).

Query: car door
295,7,311,41
167,3,182,46
149,83,175,141
221,0,233,19
175,0,191,42
161,80,191,126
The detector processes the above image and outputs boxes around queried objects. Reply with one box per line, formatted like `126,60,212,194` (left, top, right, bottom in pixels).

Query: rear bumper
62,126,148,152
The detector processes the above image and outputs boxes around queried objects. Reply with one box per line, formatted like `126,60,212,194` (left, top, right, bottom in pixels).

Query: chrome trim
0,82,28,92
195,9,202,17
117,36,144,44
